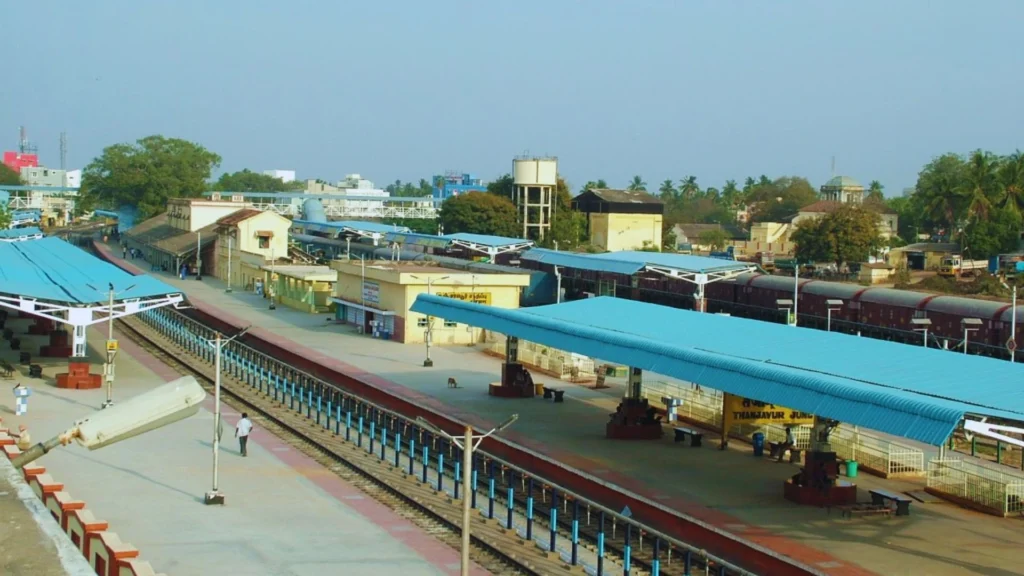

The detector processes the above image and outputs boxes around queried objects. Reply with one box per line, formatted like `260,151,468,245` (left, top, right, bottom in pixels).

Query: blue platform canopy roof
0,227,44,240
522,248,752,276
293,220,410,237
0,237,183,305
410,295,1024,446
521,249,646,275
443,233,534,250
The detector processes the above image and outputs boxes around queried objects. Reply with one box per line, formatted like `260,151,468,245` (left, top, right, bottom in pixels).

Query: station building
328,261,531,344
571,189,664,252
212,208,292,289
262,264,336,313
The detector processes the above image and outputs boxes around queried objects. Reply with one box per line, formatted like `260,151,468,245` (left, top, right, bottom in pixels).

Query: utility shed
572,189,664,252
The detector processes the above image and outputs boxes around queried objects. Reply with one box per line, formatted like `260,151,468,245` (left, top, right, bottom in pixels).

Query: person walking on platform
777,426,795,463
12,382,30,416
235,413,253,457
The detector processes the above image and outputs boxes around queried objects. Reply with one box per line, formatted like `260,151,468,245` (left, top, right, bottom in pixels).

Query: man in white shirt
235,413,253,457
778,426,795,463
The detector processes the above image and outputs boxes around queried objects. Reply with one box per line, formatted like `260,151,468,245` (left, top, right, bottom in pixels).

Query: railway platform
0,315,482,576
99,244,1024,576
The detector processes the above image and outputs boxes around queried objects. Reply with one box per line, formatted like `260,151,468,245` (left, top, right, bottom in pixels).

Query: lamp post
826,299,843,332
225,235,233,293
410,274,449,367
202,327,251,506
911,317,932,347
962,318,982,355
554,266,562,304
792,261,799,326
416,414,518,576
11,376,206,470
776,299,794,326
269,248,277,310
196,232,203,281
1001,281,1017,363
87,282,136,409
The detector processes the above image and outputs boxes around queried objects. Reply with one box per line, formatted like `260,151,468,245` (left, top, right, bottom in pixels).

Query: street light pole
792,262,799,327
417,415,518,576
204,327,250,506
411,274,449,367
269,248,277,310
89,282,135,410
226,235,233,293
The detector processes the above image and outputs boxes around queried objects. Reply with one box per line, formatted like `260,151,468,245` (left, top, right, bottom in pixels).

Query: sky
2,1,1023,195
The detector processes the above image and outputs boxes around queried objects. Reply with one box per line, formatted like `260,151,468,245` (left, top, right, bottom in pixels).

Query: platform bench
673,427,703,447
869,489,913,516
768,442,803,463
0,360,13,379
542,387,565,403
836,503,893,520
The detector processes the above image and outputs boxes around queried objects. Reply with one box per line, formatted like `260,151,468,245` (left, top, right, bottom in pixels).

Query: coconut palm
627,175,646,191
957,150,998,221
658,179,676,199
998,151,1024,216
678,176,699,199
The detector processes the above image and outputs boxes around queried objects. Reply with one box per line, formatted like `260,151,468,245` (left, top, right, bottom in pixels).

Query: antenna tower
18,126,38,155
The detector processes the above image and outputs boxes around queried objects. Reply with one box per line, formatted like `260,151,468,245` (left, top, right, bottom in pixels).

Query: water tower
512,156,557,240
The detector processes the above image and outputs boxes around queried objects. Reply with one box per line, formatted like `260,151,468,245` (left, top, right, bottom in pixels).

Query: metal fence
641,380,925,477
927,458,1024,517
486,336,598,381
136,306,755,575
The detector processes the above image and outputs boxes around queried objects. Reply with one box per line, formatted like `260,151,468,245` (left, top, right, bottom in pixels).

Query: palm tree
678,176,699,199
722,180,740,207
866,180,885,203
658,179,676,199
628,176,646,191
998,151,1024,216
958,150,998,221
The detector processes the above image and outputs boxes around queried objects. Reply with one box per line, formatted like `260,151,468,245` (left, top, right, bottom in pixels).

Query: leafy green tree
0,206,10,229
438,191,519,237
866,180,885,203
213,169,303,192
81,136,221,218
698,229,729,251
658,179,676,199
915,153,967,230
381,217,436,235
791,204,883,267
581,179,608,192
963,206,1021,259
486,174,515,202
721,180,741,208
545,177,586,249
0,163,21,186
678,176,699,199
746,176,817,223
627,175,646,191
958,150,998,221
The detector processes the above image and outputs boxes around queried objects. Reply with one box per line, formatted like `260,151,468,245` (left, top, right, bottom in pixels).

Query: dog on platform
447,377,459,389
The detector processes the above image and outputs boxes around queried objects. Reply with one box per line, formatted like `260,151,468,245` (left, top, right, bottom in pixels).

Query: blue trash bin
752,432,765,457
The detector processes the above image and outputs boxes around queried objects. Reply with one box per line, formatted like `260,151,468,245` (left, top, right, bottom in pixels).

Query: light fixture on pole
826,299,844,332
961,318,982,355
86,282,136,410
911,317,932,347
416,414,518,576
201,326,251,506
410,274,450,367
11,376,206,470
776,299,794,326
554,266,562,304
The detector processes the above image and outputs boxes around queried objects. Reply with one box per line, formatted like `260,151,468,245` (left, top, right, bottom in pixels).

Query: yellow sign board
106,340,119,351
723,393,814,425
437,291,492,306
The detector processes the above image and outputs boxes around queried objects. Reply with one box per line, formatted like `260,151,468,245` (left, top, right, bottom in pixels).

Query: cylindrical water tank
513,158,558,186
302,199,327,223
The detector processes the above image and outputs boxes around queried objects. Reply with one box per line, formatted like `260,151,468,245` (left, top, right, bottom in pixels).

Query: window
444,320,457,328
259,236,270,249
417,317,428,328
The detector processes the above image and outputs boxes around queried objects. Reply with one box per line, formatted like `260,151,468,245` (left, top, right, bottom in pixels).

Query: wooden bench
0,360,13,379
870,489,913,516
835,503,893,520
768,441,803,463
673,427,703,447
542,387,565,403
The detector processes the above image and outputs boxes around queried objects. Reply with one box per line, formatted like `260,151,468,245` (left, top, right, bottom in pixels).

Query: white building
65,169,82,188
263,169,296,183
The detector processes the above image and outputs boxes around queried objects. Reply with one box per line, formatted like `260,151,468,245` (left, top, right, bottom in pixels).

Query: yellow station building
329,261,531,344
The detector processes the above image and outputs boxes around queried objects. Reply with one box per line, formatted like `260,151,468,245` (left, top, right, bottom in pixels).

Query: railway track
117,315,545,575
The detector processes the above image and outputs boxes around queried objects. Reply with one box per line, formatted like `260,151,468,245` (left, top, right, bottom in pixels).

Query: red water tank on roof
2,151,39,172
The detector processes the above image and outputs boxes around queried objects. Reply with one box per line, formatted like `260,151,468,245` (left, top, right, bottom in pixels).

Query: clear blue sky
3,1,1022,195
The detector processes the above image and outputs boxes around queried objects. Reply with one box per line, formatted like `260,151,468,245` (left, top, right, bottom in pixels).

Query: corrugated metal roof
385,232,452,249
588,251,754,274
0,237,182,304
410,294,1024,445
443,233,534,249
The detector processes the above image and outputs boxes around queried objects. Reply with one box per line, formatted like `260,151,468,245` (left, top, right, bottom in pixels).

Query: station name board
437,291,492,306
724,393,814,425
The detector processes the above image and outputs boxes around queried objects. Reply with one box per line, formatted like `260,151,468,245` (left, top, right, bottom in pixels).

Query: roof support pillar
72,324,87,358
628,367,642,400
505,336,519,365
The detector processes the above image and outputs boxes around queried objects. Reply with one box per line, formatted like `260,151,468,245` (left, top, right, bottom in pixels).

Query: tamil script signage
437,291,492,306
362,280,380,304
723,393,814,425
